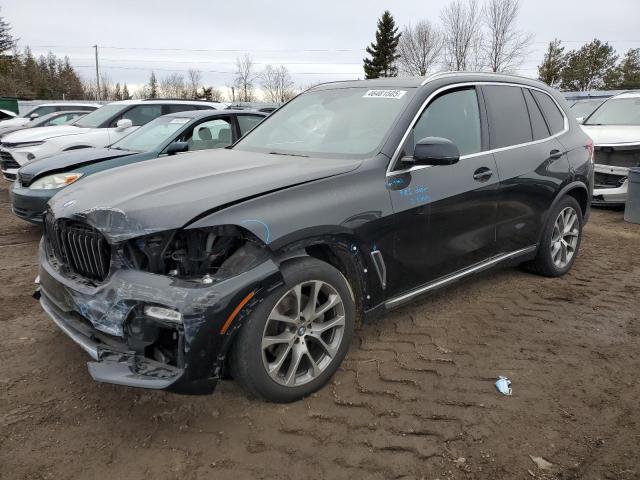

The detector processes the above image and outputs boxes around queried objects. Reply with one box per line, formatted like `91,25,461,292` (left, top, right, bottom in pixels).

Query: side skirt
379,245,538,311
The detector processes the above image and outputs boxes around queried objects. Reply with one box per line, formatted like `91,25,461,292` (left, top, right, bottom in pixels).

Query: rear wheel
526,196,583,277
230,257,355,402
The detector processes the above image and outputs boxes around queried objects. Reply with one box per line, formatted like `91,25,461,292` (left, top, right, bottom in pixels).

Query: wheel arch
537,181,589,246
274,236,380,326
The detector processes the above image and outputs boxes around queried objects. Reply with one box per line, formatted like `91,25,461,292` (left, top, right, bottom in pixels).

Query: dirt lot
1,180,639,480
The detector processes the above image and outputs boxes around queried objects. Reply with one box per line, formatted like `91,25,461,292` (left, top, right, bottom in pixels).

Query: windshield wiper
269,151,309,158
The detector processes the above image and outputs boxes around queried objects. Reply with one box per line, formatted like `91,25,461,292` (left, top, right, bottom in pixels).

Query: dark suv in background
36,73,593,402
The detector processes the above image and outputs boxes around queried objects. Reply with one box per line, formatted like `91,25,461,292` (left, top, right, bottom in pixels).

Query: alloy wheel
551,206,579,269
261,280,346,387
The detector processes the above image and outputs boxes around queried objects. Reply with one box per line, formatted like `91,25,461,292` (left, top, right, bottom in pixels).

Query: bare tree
234,54,257,102
261,65,295,103
187,68,202,99
398,20,443,76
160,73,187,98
198,85,225,102
209,87,225,102
99,74,113,100
440,0,483,71
482,0,532,72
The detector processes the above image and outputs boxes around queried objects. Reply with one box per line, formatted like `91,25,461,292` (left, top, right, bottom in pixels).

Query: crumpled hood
581,125,640,145
1,125,88,143
49,148,362,242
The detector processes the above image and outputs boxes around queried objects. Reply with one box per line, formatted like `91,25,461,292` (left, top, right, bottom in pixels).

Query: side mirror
29,113,39,120
405,137,460,166
115,118,133,130
166,141,189,155
575,116,584,124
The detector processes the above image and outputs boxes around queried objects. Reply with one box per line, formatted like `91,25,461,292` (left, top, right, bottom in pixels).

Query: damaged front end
36,212,283,394
592,145,640,205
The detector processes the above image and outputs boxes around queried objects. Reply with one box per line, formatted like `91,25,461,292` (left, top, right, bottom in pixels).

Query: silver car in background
581,91,640,205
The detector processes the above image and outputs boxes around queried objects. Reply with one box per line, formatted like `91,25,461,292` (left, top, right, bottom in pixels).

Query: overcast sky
3,0,640,93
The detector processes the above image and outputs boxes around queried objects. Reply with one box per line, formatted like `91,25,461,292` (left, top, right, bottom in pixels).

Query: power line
72,65,362,75
20,39,640,53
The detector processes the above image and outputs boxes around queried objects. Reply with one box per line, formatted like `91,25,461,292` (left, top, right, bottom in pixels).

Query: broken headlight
123,226,268,282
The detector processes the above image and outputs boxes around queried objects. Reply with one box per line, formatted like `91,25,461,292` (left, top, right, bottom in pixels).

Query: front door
386,86,499,297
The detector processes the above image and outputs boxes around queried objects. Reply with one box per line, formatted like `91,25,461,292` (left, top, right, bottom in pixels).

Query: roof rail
141,98,211,102
420,70,542,86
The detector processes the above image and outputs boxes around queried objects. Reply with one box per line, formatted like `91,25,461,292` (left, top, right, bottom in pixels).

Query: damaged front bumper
592,164,629,205
36,239,282,394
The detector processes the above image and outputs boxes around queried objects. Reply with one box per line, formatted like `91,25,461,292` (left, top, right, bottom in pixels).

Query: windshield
570,99,603,118
21,105,56,118
110,115,190,152
585,96,640,126
234,87,413,158
74,104,127,128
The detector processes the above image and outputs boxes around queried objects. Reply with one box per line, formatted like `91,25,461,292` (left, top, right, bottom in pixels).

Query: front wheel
230,257,355,402
526,195,583,277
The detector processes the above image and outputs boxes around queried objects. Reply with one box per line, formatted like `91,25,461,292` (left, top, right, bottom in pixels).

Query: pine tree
617,49,640,89
122,83,130,100
537,39,565,88
363,11,401,79
114,82,122,100
148,71,158,99
560,39,618,91
0,8,16,54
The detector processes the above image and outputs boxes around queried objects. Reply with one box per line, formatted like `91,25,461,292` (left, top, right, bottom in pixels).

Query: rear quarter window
483,85,532,149
532,90,565,134
523,89,551,140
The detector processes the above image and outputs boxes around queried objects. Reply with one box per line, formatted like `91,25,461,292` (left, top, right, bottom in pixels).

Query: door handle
549,149,563,160
473,167,493,182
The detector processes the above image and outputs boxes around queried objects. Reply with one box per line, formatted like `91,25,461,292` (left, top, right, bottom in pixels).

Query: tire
230,257,356,402
526,195,583,277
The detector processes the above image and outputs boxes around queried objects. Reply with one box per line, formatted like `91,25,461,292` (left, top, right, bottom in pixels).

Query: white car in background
0,99,225,180
0,103,100,135
580,91,640,205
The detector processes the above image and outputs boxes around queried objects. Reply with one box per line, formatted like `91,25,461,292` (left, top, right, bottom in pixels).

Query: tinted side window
237,115,264,135
115,104,163,126
165,104,200,114
408,88,482,157
532,90,565,134
523,89,550,140
32,106,57,117
483,85,532,149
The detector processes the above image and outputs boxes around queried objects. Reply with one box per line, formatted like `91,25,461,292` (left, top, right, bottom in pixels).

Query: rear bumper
592,164,628,205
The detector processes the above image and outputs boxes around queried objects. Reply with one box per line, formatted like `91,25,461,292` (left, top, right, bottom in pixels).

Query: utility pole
94,45,101,101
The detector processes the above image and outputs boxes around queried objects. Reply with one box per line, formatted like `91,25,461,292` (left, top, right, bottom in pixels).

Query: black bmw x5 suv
36,73,593,402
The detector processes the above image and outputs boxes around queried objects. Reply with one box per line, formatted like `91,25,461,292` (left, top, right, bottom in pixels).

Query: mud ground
1,180,639,480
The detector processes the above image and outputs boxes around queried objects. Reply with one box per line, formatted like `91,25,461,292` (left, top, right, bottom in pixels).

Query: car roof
610,91,640,99
311,71,552,91
34,102,101,107
110,99,227,107
163,109,267,119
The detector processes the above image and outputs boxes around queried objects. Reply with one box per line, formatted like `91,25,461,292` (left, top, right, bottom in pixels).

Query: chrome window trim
387,81,570,177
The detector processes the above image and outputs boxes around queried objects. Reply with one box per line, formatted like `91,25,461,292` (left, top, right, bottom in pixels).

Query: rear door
386,86,499,295
482,84,569,253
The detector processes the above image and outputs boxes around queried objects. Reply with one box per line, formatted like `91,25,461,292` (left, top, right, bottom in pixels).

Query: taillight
586,138,594,163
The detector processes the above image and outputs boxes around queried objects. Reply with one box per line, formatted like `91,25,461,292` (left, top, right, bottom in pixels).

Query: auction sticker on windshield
363,90,407,99
169,118,190,124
